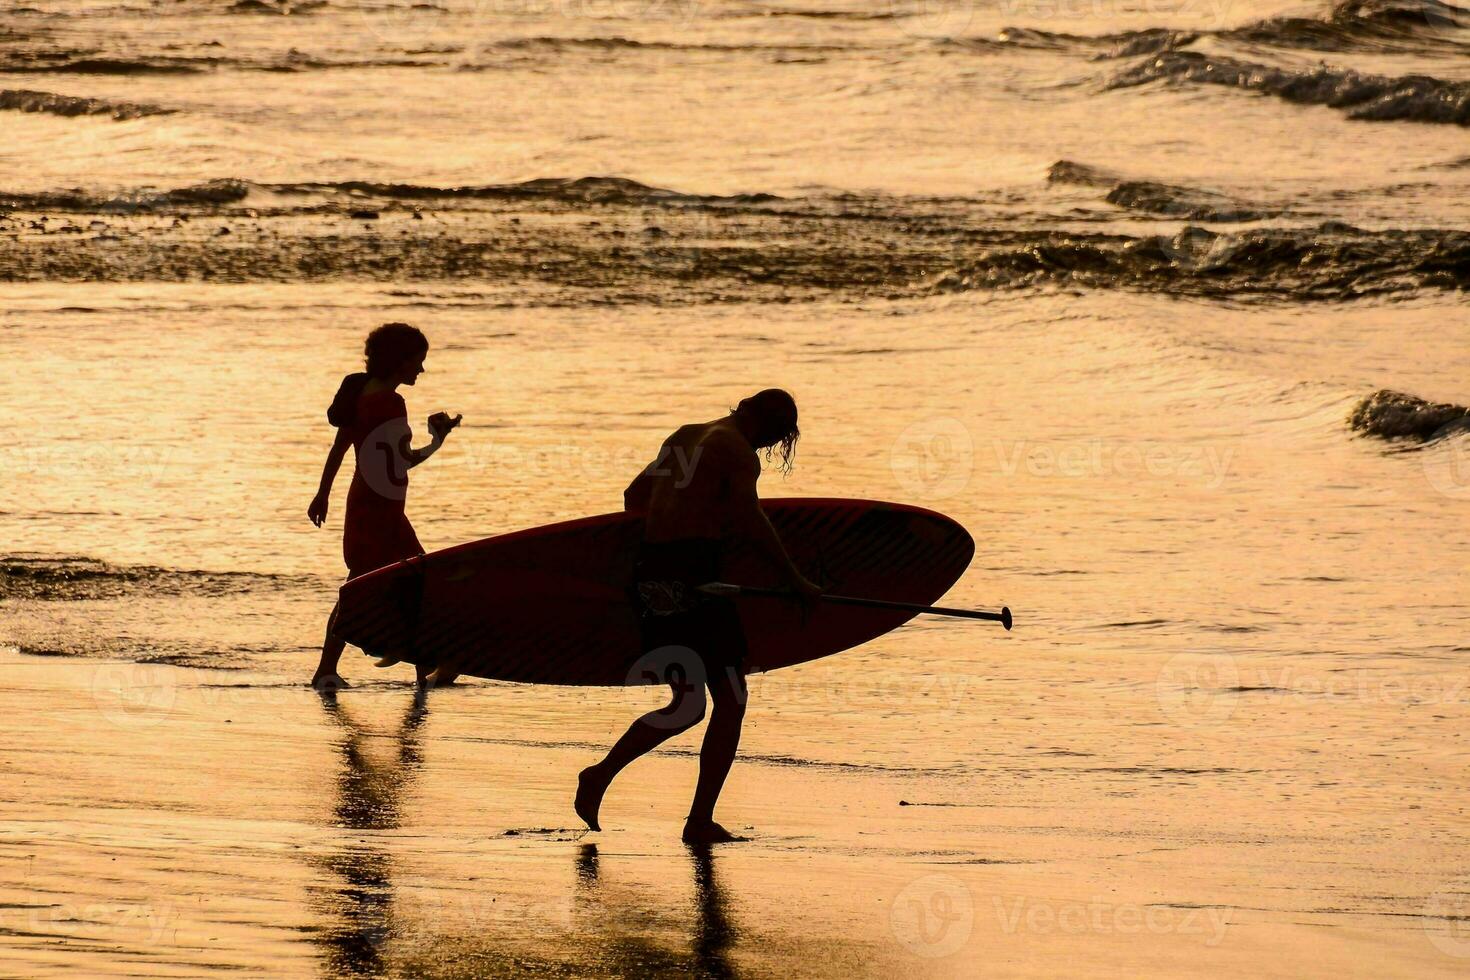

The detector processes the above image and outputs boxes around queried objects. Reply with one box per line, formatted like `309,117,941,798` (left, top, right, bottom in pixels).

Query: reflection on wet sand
311,689,428,976
574,843,738,978
308,693,744,977
689,846,737,980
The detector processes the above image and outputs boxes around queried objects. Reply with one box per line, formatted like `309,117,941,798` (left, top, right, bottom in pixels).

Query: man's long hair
740,388,800,476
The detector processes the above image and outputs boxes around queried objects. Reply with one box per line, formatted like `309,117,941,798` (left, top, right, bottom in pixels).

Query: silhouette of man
575,389,820,844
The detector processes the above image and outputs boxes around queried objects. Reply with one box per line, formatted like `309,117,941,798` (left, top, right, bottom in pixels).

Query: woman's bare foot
682,819,748,844
311,671,349,692
421,667,460,688
575,765,610,831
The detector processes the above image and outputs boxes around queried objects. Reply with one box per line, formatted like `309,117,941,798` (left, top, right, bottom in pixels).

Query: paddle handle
699,582,1012,631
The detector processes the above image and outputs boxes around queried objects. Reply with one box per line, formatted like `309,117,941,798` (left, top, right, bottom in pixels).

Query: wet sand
4,645,1465,977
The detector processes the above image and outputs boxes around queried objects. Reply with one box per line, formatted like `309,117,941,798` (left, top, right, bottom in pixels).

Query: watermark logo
891,417,975,500
891,874,974,958
6,444,177,489
355,417,414,502
748,669,978,717
893,0,978,39
892,424,1237,498
1416,0,1470,41
995,0,1245,31
1421,421,1470,500
1155,652,1239,728
994,895,1230,945
623,643,708,730
1424,876,1470,958
411,878,577,933
658,206,726,281
990,438,1235,489
90,663,177,728
347,0,461,48
4,902,178,947
1156,225,1241,272
347,0,711,49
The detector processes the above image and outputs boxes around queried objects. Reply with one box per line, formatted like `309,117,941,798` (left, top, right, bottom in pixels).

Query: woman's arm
308,428,353,526
401,433,443,469
400,411,462,469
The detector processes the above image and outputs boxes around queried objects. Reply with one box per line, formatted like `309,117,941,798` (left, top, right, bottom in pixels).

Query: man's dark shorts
631,537,748,678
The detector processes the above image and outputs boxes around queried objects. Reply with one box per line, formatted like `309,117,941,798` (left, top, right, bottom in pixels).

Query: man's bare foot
575,765,609,831
311,672,349,692
682,819,748,844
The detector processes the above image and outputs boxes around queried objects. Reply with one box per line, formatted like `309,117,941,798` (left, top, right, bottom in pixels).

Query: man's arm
624,470,653,512
723,439,820,595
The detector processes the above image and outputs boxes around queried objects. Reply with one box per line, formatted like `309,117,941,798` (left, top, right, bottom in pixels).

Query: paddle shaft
700,582,1012,630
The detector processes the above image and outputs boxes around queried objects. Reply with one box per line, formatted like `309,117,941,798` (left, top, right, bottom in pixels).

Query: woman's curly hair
327,323,429,428
364,322,428,379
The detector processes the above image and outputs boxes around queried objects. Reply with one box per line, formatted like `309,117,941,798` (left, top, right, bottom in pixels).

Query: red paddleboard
333,498,974,686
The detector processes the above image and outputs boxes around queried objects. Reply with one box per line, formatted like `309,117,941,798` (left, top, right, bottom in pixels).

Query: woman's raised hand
428,412,463,442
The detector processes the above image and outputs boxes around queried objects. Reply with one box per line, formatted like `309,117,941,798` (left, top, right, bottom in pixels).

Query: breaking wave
1349,389,1470,438
1106,51,1470,127
0,55,209,75
1047,160,1290,222
0,172,1463,300
747,7,900,20
228,0,331,13
0,47,441,75
970,0,1470,59
1222,0,1470,53
471,35,856,60
273,174,782,206
0,555,318,602
0,178,252,213
924,224,1470,299
1,211,1464,303
0,88,173,120
964,26,1196,59
0,175,778,214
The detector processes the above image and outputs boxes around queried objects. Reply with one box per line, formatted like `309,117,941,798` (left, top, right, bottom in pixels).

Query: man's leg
684,666,749,844
576,661,707,831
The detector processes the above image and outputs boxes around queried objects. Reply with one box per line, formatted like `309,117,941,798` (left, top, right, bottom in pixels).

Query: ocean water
2,0,1470,975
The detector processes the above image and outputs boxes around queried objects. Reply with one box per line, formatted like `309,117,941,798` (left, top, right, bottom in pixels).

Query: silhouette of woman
308,322,461,690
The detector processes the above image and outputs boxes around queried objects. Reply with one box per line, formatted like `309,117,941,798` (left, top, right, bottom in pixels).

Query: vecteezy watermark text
889,416,1238,500
993,895,1230,946
990,438,1236,489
